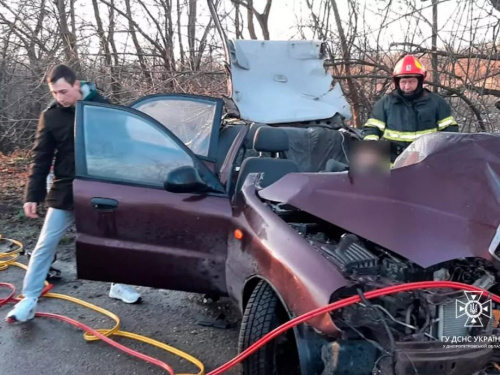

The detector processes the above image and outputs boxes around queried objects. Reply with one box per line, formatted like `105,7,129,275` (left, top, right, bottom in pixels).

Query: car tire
238,280,301,375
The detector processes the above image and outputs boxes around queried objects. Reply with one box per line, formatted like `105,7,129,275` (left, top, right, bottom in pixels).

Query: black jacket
362,89,459,161
25,84,110,210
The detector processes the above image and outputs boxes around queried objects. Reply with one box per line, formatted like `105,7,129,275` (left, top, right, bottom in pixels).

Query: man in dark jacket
7,64,141,323
362,54,459,163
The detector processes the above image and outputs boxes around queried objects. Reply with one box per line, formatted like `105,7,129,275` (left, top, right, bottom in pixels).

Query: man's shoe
109,283,141,304
5,297,38,323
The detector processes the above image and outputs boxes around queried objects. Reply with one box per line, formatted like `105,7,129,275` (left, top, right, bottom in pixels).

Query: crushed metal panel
258,133,500,268
227,39,352,124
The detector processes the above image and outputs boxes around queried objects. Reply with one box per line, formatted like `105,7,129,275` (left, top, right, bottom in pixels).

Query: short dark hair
47,64,77,85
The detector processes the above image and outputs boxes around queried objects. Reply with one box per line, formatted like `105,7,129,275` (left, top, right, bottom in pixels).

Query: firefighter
362,54,459,162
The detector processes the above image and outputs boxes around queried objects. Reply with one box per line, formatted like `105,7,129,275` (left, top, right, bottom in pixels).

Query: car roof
226,39,352,124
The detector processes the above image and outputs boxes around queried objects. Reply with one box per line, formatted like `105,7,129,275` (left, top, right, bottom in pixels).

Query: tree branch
391,42,500,61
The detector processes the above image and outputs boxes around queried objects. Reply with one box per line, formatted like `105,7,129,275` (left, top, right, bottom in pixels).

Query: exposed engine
270,202,500,375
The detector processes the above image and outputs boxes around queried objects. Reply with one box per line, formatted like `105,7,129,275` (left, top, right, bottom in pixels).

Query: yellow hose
0,234,205,375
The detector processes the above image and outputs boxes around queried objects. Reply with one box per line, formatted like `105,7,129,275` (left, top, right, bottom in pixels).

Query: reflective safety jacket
362,89,459,161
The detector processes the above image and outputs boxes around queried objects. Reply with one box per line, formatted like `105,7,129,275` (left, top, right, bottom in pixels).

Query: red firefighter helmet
393,55,427,78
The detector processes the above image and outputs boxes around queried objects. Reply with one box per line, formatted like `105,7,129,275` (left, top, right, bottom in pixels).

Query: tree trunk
91,0,121,101
56,0,81,73
187,0,197,69
330,0,361,127
431,0,438,93
124,0,152,84
177,0,185,68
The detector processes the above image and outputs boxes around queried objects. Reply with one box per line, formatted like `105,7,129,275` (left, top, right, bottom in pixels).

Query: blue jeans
22,208,75,298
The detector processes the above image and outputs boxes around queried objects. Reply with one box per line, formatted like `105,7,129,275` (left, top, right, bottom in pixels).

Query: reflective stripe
438,116,458,129
363,134,380,140
438,116,454,125
364,118,386,130
383,128,437,142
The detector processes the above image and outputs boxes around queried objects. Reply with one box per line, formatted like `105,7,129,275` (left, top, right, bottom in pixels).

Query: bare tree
123,0,153,83
0,0,234,153
3,0,500,154
91,0,122,101
55,0,81,72
330,0,362,127
305,0,500,132
489,0,500,11
230,0,273,40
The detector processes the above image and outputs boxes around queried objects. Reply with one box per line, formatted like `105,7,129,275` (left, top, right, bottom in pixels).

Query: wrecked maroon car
72,35,500,375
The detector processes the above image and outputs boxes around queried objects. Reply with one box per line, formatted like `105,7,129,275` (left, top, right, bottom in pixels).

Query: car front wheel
238,280,301,375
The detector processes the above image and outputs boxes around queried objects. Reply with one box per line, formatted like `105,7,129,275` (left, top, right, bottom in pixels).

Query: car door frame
73,100,234,295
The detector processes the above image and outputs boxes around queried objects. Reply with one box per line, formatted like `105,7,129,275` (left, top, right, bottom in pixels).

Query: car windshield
133,98,217,157
392,132,451,168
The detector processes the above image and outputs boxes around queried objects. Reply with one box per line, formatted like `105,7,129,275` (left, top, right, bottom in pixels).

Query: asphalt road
0,228,242,375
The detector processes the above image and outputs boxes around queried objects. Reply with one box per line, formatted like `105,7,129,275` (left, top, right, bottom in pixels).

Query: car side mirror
164,165,210,193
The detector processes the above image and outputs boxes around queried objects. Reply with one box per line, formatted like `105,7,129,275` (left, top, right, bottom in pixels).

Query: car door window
132,96,220,159
81,105,194,188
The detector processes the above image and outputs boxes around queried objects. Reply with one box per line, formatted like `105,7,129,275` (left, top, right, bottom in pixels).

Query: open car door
73,98,232,295
130,93,223,166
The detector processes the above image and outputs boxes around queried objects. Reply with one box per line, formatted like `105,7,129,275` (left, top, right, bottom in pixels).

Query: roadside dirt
0,151,242,375
0,151,45,242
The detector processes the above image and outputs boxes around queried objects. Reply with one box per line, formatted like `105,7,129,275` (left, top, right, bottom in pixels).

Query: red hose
36,311,175,375
206,280,500,375
0,281,176,374
2,280,499,374
0,282,16,306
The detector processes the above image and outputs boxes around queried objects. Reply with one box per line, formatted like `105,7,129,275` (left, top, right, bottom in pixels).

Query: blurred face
351,145,390,175
354,149,382,169
49,78,82,107
399,77,419,94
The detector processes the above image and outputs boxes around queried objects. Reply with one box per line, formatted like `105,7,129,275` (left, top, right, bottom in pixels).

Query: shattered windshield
392,132,454,168
133,98,217,157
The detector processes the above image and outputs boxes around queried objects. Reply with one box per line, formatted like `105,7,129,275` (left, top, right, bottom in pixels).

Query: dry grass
0,150,46,245
0,150,30,218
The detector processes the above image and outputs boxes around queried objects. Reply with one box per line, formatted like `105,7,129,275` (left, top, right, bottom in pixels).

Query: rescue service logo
456,291,492,327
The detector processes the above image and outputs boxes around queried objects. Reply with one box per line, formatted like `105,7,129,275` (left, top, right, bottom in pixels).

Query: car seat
234,126,300,193
215,123,245,173
324,159,349,172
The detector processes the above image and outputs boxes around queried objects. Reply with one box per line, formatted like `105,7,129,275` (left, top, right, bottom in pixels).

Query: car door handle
91,197,118,212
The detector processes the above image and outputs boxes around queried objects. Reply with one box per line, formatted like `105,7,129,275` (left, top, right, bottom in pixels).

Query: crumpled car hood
258,132,500,268
227,39,352,124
